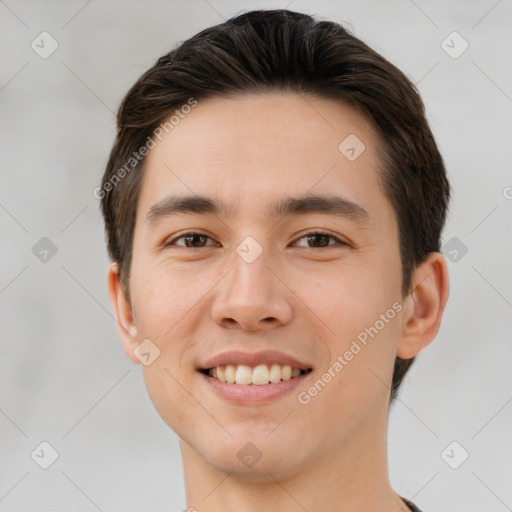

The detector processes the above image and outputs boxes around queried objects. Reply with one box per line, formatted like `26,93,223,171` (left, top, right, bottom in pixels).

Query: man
99,9,449,511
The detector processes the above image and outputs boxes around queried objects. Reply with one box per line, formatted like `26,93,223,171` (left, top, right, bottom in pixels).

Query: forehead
136,92,390,225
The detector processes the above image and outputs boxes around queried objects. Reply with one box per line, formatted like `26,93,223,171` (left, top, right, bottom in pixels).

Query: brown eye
306,234,331,247
164,231,347,249
294,231,347,248
165,232,215,248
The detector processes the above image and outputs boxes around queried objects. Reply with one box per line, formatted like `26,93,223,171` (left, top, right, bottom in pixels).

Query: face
113,92,411,478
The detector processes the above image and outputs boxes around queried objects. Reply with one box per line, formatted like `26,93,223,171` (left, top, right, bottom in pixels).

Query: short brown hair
99,9,450,399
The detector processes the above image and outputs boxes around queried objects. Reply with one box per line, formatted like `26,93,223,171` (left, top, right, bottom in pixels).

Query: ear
397,252,450,359
107,262,140,363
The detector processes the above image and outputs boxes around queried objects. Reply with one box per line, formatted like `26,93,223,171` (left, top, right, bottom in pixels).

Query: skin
108,92,449,511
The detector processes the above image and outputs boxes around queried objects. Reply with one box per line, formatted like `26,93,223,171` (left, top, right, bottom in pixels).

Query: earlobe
107,262,140,364
397,252,450,359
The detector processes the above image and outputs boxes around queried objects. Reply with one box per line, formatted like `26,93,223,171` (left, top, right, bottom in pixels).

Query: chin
189,428,307,480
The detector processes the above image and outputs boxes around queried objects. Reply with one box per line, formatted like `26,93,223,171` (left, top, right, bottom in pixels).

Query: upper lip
199,350,313,371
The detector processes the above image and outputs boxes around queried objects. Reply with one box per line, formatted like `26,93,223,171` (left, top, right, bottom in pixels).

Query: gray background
1,0,511,510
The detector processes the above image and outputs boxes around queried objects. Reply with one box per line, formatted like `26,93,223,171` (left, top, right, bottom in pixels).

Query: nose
210,247,293,332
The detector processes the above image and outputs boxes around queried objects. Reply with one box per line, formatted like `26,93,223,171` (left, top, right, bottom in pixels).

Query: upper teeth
208,364,304,385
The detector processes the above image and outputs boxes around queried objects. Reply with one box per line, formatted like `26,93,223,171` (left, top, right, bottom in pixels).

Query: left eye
165,231,346,249
294,232,346,248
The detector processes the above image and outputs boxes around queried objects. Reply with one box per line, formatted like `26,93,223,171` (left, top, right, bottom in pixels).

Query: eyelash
164,230,349,249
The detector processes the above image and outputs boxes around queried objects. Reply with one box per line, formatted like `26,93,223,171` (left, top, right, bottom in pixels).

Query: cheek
299,249,403,396
130,260,205,339
130,264,203,429
299,255,402,341
300,278,403,436
140,361,197,437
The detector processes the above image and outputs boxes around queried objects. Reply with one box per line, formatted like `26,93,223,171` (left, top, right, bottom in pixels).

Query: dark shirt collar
401,496,423,512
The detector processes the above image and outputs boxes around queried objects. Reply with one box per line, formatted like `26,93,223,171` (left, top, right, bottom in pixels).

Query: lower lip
199,371,311,404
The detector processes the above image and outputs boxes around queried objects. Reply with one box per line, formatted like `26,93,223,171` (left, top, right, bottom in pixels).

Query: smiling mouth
200,363,313,385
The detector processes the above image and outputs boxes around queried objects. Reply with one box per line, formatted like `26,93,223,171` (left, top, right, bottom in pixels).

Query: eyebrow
145,194,370,227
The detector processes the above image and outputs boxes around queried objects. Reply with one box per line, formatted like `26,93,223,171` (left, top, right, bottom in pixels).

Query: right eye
164,232,217,248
